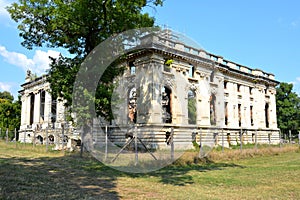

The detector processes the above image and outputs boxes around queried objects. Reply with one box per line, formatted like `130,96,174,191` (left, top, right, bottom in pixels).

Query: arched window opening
162,86,172,123
36,135,43,144
128,87,137,123
48,135,54,144
188,90,197,124
210,94,216,125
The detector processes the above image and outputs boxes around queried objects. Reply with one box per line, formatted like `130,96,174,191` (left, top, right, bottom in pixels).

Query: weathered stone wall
19,30,279,149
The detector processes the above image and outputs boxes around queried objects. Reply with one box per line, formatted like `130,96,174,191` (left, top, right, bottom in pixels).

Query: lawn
0,141,299,200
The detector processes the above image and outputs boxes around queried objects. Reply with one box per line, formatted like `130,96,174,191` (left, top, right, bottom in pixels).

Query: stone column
44,91,52,125
20,95,27,127
269,88,277,129
20,94,30,131
25,94,31,126
56,99,65,123
33,91,41,124
135,54,164,124
198,78,210,126
255,85,265,129
215,75,225,128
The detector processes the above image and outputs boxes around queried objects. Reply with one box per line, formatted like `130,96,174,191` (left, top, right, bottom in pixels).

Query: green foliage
0,91,21,139
7,0,163,125
192,140,200,151
0,91,13,102
276,82,300,135
164,59,173,66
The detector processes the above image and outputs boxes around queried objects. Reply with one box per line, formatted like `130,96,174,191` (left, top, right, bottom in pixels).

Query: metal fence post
14,128,17,148
255,130,258,150
222,129,224,153
240,129,242,151
171,127,174,161
6,128,8,143
199,128,203,158
105,125,108,161
46,127,49,152
134,125,138,166
80,127,84,158
279,130,282,148
24,131,26,144
62,124,65,154
33,128,36,148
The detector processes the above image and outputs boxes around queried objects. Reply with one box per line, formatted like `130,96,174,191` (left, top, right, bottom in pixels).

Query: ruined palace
18,30,280,149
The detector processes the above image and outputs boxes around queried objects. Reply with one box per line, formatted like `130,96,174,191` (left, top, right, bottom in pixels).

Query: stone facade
18,71,75,146
18,30,280,149
109,30,280,149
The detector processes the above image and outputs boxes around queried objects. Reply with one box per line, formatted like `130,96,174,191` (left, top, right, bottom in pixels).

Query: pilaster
33,91,41,124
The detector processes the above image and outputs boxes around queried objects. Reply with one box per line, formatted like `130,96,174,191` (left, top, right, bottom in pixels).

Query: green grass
0,141,300,199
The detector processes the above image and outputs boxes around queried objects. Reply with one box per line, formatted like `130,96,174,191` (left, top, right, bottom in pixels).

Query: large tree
276,82,300,136
8,0,163,125
0,91,21,139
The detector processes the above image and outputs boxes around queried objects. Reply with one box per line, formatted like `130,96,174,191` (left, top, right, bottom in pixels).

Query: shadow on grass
129,158,245,186
0,153,121,200
0,151,245,199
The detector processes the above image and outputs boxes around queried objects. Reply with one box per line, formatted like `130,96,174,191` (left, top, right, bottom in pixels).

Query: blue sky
1,0,300,99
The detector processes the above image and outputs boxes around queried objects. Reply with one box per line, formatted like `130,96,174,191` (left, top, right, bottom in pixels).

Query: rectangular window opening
238,104,241,127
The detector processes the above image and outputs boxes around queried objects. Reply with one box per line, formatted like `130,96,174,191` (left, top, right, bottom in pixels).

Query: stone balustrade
150,30,275,80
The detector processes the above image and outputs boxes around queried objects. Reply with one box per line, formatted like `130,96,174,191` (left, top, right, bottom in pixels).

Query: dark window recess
238,104,241,127
265,103,269,128
210,94,216,125
29,93,35,125
51,99,57,124
225,102,228,125
250,105,254,126
162,87,172,123
249,87,253,95
40,90,45,120
237,84,241,92
224,81,228,89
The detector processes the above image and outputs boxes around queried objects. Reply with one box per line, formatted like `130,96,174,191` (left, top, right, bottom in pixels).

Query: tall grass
174,144,299,166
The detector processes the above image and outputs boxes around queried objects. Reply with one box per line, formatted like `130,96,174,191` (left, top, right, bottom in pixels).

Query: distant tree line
276,82,300,138
0,91,21,140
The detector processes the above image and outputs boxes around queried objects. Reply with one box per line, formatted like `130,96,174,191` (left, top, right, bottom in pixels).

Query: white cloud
0,0,10,19
0,45,60,75
0,81,12,91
